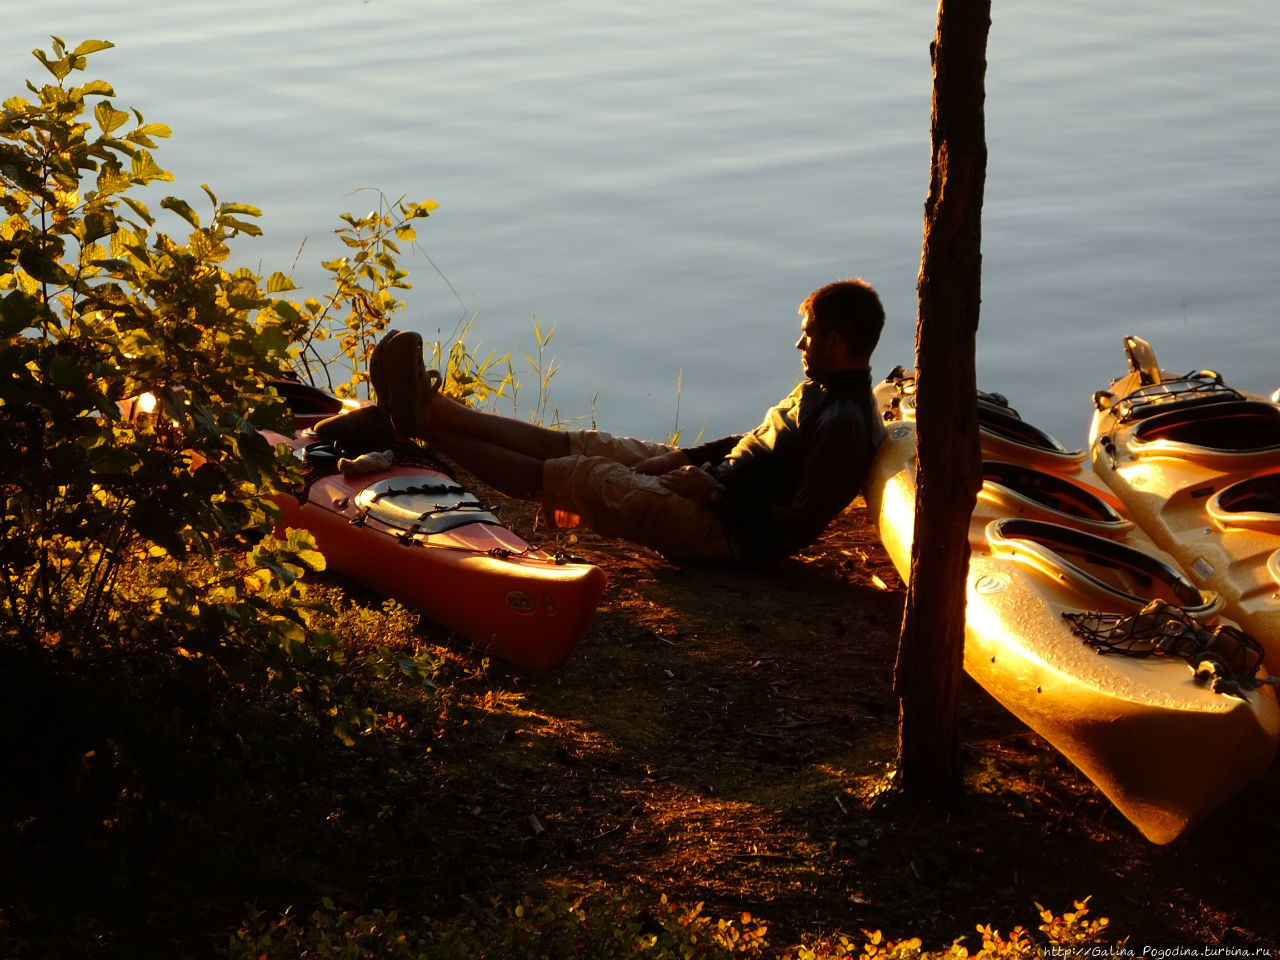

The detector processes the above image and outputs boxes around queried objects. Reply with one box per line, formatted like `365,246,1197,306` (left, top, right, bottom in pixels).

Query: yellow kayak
1090,335,1280,665
867,381,1280,844
877,366,1087,474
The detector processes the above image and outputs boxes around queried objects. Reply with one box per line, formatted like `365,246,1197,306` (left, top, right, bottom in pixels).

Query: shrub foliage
0,38,330,675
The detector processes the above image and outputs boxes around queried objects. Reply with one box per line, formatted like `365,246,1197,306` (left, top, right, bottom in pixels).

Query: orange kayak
265,381,606,669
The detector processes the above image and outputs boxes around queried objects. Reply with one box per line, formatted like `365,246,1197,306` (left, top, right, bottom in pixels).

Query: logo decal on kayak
974,575,1009,595
505,590,537,614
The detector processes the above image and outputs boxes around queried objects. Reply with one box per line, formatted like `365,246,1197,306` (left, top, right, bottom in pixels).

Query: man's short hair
800,278,885,357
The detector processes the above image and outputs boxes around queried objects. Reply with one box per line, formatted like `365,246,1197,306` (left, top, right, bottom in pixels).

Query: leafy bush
0,35,529,731
281,188,516,410
0,38,330,679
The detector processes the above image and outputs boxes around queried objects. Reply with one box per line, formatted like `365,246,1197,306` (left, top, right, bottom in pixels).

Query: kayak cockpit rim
980,460,1131,533
1206,471,1280,533
985,517,1220,616
1129,400,1280,461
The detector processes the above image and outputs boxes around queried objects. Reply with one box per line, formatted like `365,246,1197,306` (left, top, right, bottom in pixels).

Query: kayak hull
267,429,606,670
867,401,1280,844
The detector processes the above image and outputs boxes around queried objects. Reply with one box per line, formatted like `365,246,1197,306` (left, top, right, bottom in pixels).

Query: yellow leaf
161,196,201,228
189,230,229,264
130,150,174,185
94,100,130,135
73,39,114,56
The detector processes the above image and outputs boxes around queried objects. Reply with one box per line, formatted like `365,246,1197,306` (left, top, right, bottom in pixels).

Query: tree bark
895,0,991,793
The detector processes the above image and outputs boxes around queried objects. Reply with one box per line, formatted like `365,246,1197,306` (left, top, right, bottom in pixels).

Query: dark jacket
682,368,884,561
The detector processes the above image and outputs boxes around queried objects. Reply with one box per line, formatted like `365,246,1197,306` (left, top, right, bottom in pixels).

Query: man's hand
657,464,722,504
632,449,691,475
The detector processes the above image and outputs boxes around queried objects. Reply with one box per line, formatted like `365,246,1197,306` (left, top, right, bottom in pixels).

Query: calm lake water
6,1,1277,447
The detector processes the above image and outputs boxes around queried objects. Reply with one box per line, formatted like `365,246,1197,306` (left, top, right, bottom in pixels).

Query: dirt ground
4,488,1277,957
412,493,1280,952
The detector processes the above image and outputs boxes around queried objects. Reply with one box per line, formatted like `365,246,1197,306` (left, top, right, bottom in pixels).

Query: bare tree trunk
895,0,991,793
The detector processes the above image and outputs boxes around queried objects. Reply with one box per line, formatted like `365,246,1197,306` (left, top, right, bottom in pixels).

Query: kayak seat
1132,400,1280,455
1206,472,1280,533
985,517,1215,614
981,461,1130,532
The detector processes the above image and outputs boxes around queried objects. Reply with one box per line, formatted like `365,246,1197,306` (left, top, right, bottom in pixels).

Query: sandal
377,330,442,438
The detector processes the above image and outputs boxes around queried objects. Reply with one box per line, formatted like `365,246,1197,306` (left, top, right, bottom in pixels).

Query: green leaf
75,210,114,245
219,202,262,217
0,290,42,335
226,277,262,309
268,299,301,326
47,354,84,389
17,245,70,284
161,196,201,228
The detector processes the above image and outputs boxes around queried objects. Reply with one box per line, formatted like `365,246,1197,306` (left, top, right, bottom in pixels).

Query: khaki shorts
541,430,739,562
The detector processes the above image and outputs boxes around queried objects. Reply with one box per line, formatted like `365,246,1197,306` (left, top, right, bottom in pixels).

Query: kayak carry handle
1123,334,1163,386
